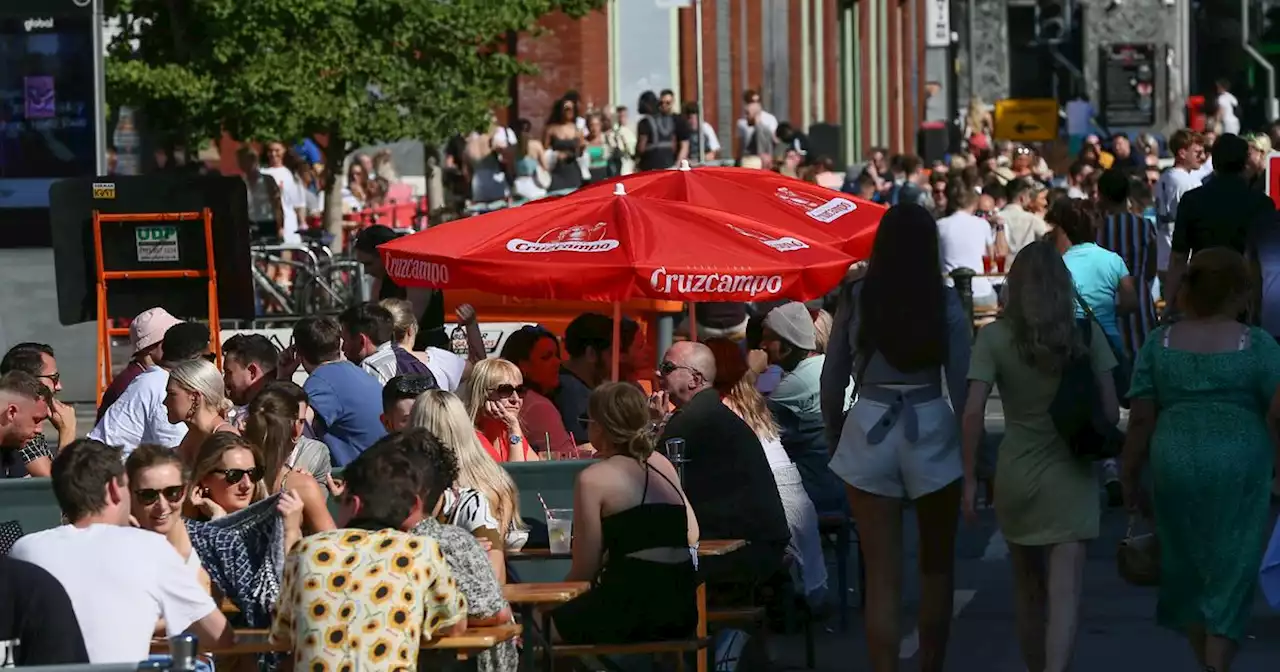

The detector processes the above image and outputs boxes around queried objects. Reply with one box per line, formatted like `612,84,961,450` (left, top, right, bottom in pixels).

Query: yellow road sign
993,98,1059,142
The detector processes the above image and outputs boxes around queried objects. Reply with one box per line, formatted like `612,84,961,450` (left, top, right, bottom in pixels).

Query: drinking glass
546,508,574,554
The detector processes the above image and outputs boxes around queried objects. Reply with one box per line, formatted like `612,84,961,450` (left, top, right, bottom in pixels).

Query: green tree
105,0,605,232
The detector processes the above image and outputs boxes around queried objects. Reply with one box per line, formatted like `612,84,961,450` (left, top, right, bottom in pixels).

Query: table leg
519,604,536,672
541,612,554,672
696,582,707,672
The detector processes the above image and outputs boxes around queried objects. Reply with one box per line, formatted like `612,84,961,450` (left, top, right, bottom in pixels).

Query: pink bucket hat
130,307,183,354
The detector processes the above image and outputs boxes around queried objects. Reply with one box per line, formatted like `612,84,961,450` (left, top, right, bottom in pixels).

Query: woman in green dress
961,241,1120,672
1121,247,1280,672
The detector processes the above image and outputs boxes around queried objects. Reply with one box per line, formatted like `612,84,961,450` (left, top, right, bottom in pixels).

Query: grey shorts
828,394,963,500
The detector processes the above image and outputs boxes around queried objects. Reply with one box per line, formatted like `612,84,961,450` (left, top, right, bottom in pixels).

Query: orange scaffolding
91,208,223,403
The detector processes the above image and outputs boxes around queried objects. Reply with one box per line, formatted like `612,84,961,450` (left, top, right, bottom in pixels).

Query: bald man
657,342,789,594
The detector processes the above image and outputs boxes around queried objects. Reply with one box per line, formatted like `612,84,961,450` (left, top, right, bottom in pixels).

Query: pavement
762,404,1280,672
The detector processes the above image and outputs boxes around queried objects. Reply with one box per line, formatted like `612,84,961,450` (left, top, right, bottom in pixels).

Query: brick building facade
510,0,939,166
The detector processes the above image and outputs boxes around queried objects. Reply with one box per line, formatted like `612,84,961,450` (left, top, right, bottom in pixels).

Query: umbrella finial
679,160,692,171
613,183,627,196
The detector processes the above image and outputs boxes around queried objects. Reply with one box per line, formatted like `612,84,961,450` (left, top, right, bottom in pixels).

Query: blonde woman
164,359,237,465
411,389,528,582
706,339,828,608
962,241,1118,672
459,358,539,462
379,298,468,391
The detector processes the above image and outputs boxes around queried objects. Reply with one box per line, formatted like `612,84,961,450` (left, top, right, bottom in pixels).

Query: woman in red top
460,359,540,462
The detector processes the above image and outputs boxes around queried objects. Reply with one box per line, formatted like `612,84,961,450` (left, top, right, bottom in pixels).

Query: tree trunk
324,130,346,246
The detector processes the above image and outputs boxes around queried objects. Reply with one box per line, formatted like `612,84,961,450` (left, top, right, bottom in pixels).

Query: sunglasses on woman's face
134,485,186,506
216,467,264,485
489,384,526,399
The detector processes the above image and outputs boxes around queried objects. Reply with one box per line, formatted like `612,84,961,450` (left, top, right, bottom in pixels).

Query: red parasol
566,163,884,259
378,183,853,303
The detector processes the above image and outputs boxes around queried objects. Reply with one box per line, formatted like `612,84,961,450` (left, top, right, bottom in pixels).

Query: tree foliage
104,0,606,148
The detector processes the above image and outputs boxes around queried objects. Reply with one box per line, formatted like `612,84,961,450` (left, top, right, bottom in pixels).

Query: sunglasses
489,384,526,398
37,372,60,386
658,361,701,379
201,352,217,363
134,485,186,506
215,467,264,485
578,413,595,427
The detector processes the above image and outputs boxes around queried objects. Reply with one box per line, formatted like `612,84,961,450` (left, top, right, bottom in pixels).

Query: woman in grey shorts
821,203,973,672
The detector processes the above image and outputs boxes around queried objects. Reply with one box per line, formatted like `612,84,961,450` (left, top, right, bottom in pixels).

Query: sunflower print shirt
270,528,468,672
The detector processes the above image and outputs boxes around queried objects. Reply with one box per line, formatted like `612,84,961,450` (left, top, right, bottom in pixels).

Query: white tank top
758,434,792,471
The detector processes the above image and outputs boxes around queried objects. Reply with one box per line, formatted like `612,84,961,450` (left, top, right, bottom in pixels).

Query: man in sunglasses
11,439,234,662
656,342,789,596
0,343,74,478
91,322,213,455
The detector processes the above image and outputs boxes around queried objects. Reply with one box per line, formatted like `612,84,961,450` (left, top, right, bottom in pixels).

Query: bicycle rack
91,208,223,404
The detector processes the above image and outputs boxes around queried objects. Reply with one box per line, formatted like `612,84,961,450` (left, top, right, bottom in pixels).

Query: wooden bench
546,636,712,672
706,606,765,626
151,623,521,659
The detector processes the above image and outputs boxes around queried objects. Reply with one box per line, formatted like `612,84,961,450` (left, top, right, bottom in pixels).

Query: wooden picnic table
220,582,595,615
507,540,745,672
507,538,746,561
150,623,522,659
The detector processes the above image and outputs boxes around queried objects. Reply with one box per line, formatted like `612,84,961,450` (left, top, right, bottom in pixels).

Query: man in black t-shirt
1165,134,1276,316
353,226,448,349
0,556,89,665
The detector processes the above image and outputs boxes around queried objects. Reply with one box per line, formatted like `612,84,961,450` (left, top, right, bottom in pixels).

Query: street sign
993,98,1059,142
926,0,950,47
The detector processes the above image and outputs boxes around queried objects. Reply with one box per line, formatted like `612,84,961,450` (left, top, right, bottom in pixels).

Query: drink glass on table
546,508,573,554
664,438,687,481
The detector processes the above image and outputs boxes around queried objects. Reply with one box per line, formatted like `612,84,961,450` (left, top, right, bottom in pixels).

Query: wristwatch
509,434,524,449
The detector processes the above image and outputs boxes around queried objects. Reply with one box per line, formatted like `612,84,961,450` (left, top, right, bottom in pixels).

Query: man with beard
221,333,280,428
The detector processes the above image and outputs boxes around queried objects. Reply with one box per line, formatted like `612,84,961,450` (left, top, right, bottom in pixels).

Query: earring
185,398,198,423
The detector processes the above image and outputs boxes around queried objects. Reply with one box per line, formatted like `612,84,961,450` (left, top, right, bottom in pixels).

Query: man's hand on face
49,399,76,438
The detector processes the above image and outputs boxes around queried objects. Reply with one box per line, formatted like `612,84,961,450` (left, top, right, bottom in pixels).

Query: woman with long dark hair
543,97,584,191
961,241,1119,672
821,203,972,672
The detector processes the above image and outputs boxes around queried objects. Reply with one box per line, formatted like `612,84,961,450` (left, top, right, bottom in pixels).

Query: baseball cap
130,307,182,354
763,302,817,351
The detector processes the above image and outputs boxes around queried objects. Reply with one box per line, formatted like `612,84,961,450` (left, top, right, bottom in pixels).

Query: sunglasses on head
216,467,264,485
134,485,186,506
490,384,526,398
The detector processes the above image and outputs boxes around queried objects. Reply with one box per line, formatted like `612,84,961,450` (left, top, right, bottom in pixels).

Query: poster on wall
1099,43,1157,127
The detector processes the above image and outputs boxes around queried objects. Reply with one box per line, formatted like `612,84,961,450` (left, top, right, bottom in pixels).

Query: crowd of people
0,271,857,671
8,86,1280,672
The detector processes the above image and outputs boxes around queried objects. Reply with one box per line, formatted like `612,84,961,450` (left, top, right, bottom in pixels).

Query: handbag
1048,293,1125,460
1117,514,1161,587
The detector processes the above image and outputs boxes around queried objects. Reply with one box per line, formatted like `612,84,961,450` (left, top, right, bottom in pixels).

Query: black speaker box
806,122,844,168
49,174,256,326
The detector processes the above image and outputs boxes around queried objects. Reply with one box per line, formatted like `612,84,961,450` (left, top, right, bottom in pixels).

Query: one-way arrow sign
993,98,1059,142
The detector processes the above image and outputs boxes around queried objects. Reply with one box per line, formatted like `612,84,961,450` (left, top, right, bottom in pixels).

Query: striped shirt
1096,211,1159,360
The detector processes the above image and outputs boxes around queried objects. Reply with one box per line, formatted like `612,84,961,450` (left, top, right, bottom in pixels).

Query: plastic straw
538,492,553,520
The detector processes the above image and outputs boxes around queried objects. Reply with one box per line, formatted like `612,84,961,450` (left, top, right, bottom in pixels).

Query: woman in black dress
551,383,699,643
